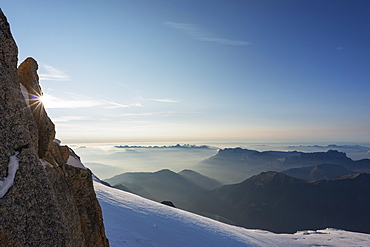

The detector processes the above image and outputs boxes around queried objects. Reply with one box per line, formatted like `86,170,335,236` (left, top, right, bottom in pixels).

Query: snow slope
94,182,370,247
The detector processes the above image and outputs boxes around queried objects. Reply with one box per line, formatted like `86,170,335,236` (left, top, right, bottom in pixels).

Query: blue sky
2,0,370,144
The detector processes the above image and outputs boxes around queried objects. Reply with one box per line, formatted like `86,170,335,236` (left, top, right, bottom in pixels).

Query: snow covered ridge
0,152,19,198
94,181,370,247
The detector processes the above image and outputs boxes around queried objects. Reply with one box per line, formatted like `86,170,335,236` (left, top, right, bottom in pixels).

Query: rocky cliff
0,9,109,246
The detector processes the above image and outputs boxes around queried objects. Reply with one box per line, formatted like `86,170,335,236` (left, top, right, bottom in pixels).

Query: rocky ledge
0,9,109,247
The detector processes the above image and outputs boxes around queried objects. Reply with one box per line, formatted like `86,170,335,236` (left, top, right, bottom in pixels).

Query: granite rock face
18,57,56,160
0,9,109,247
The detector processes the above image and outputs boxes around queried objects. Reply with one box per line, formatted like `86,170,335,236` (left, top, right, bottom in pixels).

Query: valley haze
71,142,370,180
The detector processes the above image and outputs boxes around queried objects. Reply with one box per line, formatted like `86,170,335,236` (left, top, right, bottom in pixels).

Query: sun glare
38,94,52,107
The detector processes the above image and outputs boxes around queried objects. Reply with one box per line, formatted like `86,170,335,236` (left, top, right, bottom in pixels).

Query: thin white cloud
39,65,71,81
102,100,131,109
165,22,250,46
130,102,142,107
118,113,153,116
151,98,180,103
197,37,250,46
40,92,137,109
113,82,132,90
117,110,202,118
41,94,104,108
53,116,91,122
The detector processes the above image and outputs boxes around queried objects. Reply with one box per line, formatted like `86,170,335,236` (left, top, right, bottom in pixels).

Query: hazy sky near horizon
2,0,370,144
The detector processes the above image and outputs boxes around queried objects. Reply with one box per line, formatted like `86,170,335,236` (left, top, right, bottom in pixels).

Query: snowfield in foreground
94,182,370,247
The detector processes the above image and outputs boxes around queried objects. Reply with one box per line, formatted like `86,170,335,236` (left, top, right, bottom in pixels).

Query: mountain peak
156,168,175,174
18,57,56,160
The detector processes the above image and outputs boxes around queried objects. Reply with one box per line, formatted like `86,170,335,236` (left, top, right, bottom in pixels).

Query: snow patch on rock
67,155,86,169
0,152,20,198
53,139,61,145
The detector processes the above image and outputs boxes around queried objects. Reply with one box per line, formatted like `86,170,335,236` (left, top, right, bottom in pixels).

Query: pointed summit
18,57,56,160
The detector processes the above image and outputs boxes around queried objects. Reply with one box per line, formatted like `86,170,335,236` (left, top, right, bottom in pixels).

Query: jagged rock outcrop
161,200,176,208
0,9,109,247
18,57,56,160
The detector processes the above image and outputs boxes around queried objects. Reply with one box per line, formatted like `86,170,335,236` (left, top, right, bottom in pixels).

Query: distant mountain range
287,144,370,160
104,148,370,234
194,148,370,184
114,144,214,149
190,171,370,234
105,169,223,209
105,168,370,234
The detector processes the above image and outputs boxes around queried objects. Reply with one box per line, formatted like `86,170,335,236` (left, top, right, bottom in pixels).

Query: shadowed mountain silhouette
105,169,223,210
178,169,223,190
281,163,356,180
190,171,370,234
195,148,370,184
